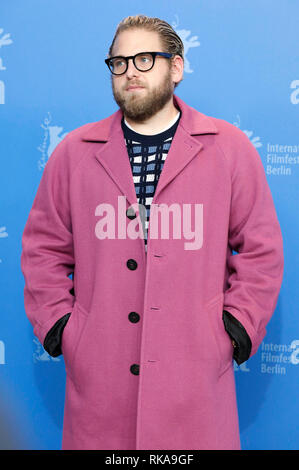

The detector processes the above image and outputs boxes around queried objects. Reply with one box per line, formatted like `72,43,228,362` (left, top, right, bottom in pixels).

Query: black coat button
130,364,140,375
128,312,140,323
126,207,137,219
127,259,138,270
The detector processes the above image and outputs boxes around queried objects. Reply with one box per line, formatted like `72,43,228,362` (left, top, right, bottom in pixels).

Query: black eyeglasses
104,51,173,75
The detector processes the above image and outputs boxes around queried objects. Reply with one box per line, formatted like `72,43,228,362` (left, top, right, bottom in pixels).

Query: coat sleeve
221,125,284,359
20,135,75,348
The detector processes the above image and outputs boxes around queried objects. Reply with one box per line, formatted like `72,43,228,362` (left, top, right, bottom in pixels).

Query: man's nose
125,58,140,78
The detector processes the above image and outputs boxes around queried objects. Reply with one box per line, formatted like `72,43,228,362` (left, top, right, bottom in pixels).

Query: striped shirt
121,110,181,253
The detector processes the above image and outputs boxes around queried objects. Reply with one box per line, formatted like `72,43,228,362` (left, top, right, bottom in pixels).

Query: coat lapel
87,120,138,209
81,94,219,207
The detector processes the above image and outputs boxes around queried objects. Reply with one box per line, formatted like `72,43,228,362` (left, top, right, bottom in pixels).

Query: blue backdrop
0,0,298,450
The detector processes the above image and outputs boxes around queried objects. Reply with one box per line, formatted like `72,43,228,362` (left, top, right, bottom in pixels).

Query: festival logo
235,339,299,375
33,337,61,363
265,142,298,176
233,115,298,176
0,225,8,265
37,112,69,170
172,15,200,74
290,79,299,104
0,27,13,104
233,115,263,149
234,361,250,373
260,339,299,375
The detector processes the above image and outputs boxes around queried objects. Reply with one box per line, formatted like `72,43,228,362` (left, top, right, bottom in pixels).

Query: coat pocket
205,292,234,378
61,300,89,379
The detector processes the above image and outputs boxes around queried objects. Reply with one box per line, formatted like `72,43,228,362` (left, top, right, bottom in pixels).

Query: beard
111,67,174,122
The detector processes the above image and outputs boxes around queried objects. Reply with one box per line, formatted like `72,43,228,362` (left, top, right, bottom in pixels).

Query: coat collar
81,94,218,211
81,94,218,142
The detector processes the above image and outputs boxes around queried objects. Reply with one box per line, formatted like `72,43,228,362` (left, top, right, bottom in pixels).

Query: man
21,15,284,450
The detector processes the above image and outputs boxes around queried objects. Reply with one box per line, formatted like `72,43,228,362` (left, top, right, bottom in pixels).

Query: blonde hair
107,15,184,88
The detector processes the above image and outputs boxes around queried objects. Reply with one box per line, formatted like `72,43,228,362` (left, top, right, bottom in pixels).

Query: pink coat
21,94,284,450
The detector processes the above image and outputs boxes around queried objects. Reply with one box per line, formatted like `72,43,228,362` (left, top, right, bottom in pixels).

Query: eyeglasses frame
104,51,174,75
